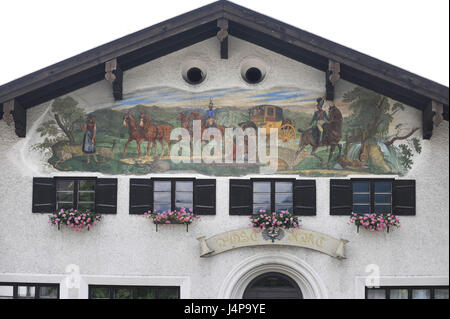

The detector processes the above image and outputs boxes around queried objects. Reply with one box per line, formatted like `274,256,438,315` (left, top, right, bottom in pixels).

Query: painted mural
31,86,422,177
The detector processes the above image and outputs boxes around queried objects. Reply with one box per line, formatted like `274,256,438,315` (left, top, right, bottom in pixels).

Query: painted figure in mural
81,115,98,163
204,97,217,128
310,98,329,145
296,101,343,168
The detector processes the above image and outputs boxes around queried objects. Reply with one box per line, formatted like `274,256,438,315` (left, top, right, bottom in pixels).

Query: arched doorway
243,272,303,299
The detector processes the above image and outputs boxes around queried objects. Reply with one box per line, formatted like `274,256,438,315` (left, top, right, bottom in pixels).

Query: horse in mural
139,113,173,157
295,104,343,169
189,111,226,137
123,113,155,157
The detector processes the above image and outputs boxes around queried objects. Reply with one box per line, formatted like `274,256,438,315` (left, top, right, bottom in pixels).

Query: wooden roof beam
326,60,341,101
1,99,26,137
105,59,123,101
217,18,229,59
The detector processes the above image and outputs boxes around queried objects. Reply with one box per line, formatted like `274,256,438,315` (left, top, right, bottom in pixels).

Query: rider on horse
204,97,217,128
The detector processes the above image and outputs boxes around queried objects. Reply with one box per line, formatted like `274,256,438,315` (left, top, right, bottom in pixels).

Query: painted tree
37,96,86,145
342,87,420,172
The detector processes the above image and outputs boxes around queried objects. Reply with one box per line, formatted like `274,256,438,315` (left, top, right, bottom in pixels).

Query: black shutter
229,179,252,215
330,179,353,216
95,178,118,214
194,179,216,215
130,179,153,215
393,180,416,216
293,180,316,216
32,177,56,213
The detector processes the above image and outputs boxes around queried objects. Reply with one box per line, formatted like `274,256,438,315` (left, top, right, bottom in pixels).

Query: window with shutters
32,177,118,214
0,283,59,299
129,178,216,215
89,285,180,299
330,179,415,216
230,179,316,216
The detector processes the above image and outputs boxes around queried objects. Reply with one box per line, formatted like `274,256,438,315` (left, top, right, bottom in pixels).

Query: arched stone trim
218,253,328,299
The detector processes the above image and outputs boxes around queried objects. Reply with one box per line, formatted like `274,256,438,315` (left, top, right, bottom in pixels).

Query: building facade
0,1,448,299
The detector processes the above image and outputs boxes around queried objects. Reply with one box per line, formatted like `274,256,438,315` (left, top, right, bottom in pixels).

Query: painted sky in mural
31,85,422,177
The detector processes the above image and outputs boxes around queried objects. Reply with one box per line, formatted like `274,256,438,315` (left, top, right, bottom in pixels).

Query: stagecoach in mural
239,105,297,149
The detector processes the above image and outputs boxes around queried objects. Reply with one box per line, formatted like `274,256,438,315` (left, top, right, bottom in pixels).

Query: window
230,179,316,216
352,180,392,214
33,177,118,214
366,286,449,299
89,285,180,299
153,179,194,212
0,283,59,299
56,178,96,211
330,179,415,216
129,178,216,215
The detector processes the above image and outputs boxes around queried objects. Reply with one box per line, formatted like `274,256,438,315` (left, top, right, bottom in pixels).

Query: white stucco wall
0,36,448,299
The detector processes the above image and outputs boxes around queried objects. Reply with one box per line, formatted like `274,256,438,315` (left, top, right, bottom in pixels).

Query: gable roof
0,0,448,119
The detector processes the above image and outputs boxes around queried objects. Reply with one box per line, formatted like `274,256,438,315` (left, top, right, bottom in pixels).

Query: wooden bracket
326,60,341,101
423,101,434,140
431,100,444,127
105,59,123,101
3,99,26,137
217,18,229,59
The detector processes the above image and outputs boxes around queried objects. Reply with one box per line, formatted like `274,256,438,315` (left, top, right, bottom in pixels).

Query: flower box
348,213,401,233
49,208,102,231
249,210,301,243
143,208,199,232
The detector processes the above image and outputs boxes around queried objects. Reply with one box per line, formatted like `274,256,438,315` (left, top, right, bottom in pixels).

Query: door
242,272,303,299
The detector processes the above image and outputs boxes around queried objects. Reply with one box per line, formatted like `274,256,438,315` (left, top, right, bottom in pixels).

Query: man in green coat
310,98,329,145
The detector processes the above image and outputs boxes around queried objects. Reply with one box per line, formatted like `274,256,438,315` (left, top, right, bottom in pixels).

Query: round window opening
186,67,205,85
243,272,303,299
244,67,263,84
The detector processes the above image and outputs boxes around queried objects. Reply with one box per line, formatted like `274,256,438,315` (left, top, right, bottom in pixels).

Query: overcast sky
0,0,448,87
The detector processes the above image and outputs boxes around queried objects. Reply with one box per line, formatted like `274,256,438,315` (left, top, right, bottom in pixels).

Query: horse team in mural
31,86,422,176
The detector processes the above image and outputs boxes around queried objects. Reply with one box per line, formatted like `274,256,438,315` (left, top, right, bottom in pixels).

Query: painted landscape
31,86,422,177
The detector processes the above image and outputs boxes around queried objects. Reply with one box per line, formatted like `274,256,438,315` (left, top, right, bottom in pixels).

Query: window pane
175,203,193,211
353,205,370,214
275,182,292,193
353,194,370,204
412,289,431,299
375,194,392,204
114,288,132,299
375,181,392,193
253,205,271,214
275,193,293,204
154,192,171,203
253,182,271,193
135,287,156,299
79,180,95,191
353,181,370,193
17,286,35,298
176,181,193,192
275,204,293,213
366,289,386,299
57,180,74,191
158,287,179,299
253,193,271,204
39,286,58,299
57,192,74,202
79,192,95,202
434,289,449,299
57,202,74,210
175,192,193,204
390,289,408,299
374,205,392,214
78,203,95,211
90,287,110,299
0,286,13,299
154,181,171,192
154,204,171,213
